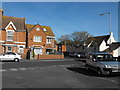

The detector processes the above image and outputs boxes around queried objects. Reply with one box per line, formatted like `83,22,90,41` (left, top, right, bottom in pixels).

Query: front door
7,46,12,52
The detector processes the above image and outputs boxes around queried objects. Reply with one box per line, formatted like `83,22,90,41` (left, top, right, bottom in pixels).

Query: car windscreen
97,54,115,61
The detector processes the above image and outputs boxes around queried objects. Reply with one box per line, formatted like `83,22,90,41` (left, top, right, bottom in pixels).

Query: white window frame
6,30,14,41
18,45,25,53
33,36,42,42
46,38,52,43
7,46,12,52
5,21,17,30
36,28,40,31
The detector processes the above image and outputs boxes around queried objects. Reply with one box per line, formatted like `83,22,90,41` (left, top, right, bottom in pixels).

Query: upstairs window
36,28,40,31
47,38,52,43
7,31,14,41
33,36,42,42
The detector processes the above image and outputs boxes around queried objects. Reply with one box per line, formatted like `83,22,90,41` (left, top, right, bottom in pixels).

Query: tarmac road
1,58,120,89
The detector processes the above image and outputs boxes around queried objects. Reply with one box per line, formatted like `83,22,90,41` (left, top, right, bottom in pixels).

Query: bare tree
58,35,72,45
58,31,91,52
70,31,90,52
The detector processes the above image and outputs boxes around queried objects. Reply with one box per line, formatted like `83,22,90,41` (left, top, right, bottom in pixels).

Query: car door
2,53,10,61
8,53,16,60
88,54,98,71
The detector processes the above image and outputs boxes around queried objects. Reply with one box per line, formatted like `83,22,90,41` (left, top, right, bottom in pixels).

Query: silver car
0,52,22,62
85,52,120,76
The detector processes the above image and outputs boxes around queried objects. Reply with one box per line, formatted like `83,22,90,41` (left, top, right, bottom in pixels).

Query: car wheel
97,68,103,76
14,58,19,62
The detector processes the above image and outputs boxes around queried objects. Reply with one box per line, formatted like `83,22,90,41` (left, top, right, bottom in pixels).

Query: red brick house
0,9,64,59
0,9,26,56
26,24,63,59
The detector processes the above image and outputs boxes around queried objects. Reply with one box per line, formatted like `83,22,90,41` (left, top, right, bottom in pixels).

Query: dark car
69,52,75,57
75,52,86,58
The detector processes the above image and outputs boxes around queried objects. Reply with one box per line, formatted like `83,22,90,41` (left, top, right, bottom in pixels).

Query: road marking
19,68,28,70
9,68,18,71
97,77,118,83
28,67,36,69
0,69,7,72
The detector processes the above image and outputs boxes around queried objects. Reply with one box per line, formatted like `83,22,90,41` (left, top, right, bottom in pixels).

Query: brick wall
34,54,64,60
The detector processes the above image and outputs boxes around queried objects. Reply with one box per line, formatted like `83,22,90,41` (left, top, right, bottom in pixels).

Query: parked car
69,52,75,57
0,52,22,62
85,52,120,76
75,52,86,58
69,52,86,58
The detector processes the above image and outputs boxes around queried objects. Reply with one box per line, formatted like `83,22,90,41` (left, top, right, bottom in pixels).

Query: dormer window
43,28,47,32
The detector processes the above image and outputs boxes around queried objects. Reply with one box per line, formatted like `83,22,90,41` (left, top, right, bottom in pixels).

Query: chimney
0,8,3,29
0,8,3,41
0,8,3,16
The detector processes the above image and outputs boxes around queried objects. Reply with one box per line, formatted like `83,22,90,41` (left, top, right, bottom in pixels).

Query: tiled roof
103,42,120,52
85,37,94,46
26,24,55,37
54,40,58,45
91,35,110,46
26,24,35,33
2,16,26,30
85,35,110,46
41,26,55,37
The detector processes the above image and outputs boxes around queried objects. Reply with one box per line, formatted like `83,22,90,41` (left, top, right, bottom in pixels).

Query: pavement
21,57,86,62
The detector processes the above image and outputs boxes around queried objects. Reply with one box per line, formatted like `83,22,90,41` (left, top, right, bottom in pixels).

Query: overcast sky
2,2,119,41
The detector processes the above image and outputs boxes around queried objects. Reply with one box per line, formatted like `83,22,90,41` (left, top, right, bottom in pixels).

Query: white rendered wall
99,40,109,51
113,49,118,57
107,32,116,44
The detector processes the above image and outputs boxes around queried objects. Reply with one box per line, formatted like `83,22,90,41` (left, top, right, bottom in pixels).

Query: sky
1,2,119,41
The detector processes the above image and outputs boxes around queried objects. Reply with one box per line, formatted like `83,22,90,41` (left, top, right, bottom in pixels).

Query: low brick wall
34,54,64,60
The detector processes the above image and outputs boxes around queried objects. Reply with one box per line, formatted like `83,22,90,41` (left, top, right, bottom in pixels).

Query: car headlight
78,55,81,57
104,65,111,68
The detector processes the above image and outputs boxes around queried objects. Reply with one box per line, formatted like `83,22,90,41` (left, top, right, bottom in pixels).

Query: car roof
5,52,16,54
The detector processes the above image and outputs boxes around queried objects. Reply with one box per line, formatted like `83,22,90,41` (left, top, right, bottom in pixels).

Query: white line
0,69,7,72
19,68,28,70
9,68,18,71
28,67,36,69
97,77,118,83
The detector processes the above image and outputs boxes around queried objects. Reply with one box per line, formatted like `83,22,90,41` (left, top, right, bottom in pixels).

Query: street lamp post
100,12,112,51
100,12,111,34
